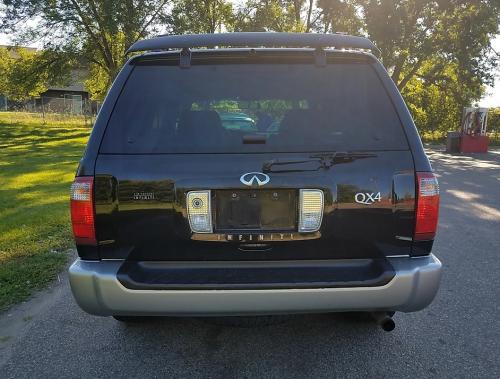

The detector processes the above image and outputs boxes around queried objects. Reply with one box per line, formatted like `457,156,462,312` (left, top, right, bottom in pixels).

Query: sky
0,31,499,108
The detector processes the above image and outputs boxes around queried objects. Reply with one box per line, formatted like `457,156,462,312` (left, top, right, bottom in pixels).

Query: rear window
100,61,408,153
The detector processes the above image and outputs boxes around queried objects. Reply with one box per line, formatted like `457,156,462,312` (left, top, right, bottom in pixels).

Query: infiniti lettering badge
240,172,270,187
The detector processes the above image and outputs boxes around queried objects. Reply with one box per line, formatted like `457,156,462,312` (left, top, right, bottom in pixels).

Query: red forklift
447,107,489,153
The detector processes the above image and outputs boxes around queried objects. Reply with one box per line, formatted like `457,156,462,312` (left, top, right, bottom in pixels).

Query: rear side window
100,61,408,153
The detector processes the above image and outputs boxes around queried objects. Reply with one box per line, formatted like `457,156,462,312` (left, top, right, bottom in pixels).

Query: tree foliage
314,0,362,34
235,0,310,32
1,0,171,100
171,0,234,34
487,107,500,139
345,1,499,133
0,48,45,100
0,47,74,100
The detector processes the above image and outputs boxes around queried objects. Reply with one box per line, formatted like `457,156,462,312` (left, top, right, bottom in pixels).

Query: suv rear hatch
92,51,417,262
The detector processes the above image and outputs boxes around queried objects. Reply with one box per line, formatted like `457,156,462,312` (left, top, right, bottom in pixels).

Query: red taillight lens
70,176,96,245
415,172,440,241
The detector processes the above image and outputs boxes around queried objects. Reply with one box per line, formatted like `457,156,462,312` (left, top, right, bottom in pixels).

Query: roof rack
127,32,379,56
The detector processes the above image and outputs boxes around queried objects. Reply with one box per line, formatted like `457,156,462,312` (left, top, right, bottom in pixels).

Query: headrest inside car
177,110,224,145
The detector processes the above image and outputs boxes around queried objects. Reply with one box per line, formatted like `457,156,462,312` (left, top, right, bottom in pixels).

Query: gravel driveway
1,147,499,378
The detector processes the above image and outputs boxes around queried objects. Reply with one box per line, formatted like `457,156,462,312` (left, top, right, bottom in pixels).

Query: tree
352,1,499,132
488,107,500,140
1,0,172,100
404,60,466,134
235,0,315,32
0,46,74,100
353,1,500,92
314,0,362,34
170,0,234,34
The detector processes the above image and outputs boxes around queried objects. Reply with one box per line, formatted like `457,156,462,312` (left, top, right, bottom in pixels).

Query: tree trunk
293,0,302,26
306,0,314,32
397,62,422,91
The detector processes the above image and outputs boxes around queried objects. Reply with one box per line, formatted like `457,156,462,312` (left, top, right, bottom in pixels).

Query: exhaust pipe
370,312,395,332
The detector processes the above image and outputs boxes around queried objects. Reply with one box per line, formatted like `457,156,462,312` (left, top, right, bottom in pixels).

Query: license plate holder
215,189,297,231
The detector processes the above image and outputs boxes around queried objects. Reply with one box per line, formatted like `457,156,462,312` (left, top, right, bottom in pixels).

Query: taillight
70,176,96,245
414,172,440,241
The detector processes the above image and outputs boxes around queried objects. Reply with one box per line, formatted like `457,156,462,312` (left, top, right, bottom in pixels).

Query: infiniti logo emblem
240,172,270,187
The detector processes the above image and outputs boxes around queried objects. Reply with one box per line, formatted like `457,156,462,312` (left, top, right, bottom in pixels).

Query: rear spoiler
127,32,380,57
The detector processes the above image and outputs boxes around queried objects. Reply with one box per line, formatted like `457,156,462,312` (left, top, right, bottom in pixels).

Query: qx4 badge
355,192,382,205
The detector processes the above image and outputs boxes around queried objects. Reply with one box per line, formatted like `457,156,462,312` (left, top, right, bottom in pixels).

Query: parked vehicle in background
68,33,442,331
219,112,257,132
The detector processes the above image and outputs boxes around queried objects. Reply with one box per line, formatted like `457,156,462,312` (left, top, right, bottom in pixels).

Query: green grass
0,112,91,311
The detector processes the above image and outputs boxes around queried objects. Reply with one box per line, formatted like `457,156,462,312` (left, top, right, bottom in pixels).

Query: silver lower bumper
69,255,442,316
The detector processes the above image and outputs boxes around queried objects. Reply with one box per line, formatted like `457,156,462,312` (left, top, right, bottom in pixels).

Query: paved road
1,148,499,378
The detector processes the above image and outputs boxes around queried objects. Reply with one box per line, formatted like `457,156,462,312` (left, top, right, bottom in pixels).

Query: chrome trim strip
395,235,413,241
100,259,125,261
191,232,321,242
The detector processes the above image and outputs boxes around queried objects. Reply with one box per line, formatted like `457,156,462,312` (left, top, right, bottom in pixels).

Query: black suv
69,33,442,330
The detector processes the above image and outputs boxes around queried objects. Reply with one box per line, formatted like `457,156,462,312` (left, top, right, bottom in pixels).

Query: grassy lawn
0,112,91,311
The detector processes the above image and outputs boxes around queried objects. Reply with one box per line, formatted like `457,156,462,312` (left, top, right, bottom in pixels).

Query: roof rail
127,32,380,56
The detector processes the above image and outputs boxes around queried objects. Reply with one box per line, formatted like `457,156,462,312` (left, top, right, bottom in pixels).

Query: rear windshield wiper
262,152,376,173
262,158,321,173
310,151,376,166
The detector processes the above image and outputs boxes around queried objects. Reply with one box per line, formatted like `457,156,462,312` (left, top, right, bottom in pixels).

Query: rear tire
204,315,291,327
112,315,147,323
333,311,395,322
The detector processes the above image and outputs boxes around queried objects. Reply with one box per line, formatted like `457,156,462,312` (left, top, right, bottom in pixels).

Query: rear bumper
69,255,442,316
